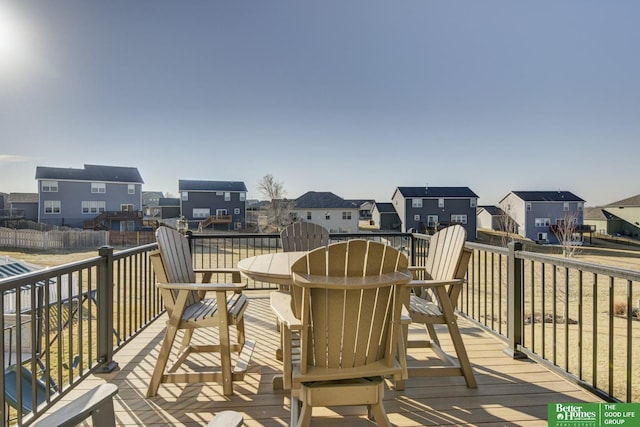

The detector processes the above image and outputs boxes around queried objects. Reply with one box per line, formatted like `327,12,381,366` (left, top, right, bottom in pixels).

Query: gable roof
605,194,640,208
178,180,247,192
293,191,360,209
35,164,144,183
584,207,619,221
373,202,397,214
509,191,584,202
394,186,478,198
478,205,507,216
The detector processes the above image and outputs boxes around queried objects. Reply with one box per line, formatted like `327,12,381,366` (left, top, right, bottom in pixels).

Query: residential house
179,180,247,231
583,207,624,236
391,186,478,239
371,202,401,231
290,191,360,233
35,164,144,230
1,192,38,227
158,197,181,220
142,191,164,218
477,205,519,234
498,191,586,244
596,194,640,238
8,193,40,222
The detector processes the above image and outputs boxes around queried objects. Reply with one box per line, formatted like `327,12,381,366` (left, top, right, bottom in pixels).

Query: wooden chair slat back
280,222,329,252
155,226,199,306
425,225,467,281
292,240,408,372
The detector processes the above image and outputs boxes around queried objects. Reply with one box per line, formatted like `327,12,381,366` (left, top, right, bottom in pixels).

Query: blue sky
1,1,639,206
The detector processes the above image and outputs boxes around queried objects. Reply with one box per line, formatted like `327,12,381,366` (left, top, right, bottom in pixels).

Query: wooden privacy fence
0,228,156,250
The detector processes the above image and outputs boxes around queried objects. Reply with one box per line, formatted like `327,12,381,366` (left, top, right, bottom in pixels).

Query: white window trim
44,200,61,214
42,180,58,192
91,182,106,194
412,198,423,208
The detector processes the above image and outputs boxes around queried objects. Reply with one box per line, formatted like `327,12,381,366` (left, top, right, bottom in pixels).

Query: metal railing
459,239,639,403
0,230,637,425
0,243,161,425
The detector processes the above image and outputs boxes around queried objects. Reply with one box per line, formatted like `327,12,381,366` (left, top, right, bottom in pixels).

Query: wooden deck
44,292,601,426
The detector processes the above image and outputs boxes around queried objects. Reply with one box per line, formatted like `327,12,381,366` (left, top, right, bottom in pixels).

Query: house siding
392,187,478,240
499,191,585,244
290,208,359,233
179,181,247,230
38,180,142,228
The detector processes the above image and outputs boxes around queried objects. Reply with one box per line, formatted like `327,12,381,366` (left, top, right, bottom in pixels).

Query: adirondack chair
270,222,330,388
280,221,330,253
146,226,254,397
289,239,411,427
403,224,477,388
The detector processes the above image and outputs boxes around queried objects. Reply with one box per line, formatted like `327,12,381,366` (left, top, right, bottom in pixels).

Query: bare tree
257,174,293,232
551,212,581,257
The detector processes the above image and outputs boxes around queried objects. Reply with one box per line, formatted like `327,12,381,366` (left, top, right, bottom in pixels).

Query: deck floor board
41,292,601,426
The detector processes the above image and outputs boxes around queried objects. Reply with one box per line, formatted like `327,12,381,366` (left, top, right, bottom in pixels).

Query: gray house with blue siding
391,186,478,240
179,180,247,231
35,164,144,229
498,191,586,244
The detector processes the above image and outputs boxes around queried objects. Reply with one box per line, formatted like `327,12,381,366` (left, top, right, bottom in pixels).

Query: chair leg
369,401,391,427
295,399,311,427
216,291,234,396
447,320,477,388
425,323,440,346
147,324,179,397
179,329,194,353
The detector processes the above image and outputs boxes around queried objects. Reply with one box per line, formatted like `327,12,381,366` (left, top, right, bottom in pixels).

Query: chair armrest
408,278,464,289
270,291,302,330
156,282,247,292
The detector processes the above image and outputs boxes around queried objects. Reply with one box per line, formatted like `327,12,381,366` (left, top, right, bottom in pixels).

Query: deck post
97,245,118,372
505,242,527,359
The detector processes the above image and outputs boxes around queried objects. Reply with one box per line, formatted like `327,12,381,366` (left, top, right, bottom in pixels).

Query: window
82,201,105,214
128,184,135,194
427,215,438,227
325,212,331,220
578,202,584,211
470,198,477,208
91,183,106,193
342,211,352,220
193,208,210,218
413,214,421,221
537,232,548,242
42,180,58,192
216,191,223,196
181,192,188,201
306,212,312,220
121,204,134,212
563,202,569,211
451,214,467,224
526,202,532,211
239,192,246,201
234,208,240,214
44,200,61,214
535,218,550,227
216,209,228,216
438,198,445,208
412,198,423,208
224,192,231,201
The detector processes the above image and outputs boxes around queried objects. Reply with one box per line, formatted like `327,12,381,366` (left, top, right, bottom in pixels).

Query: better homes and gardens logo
549,403,639,427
